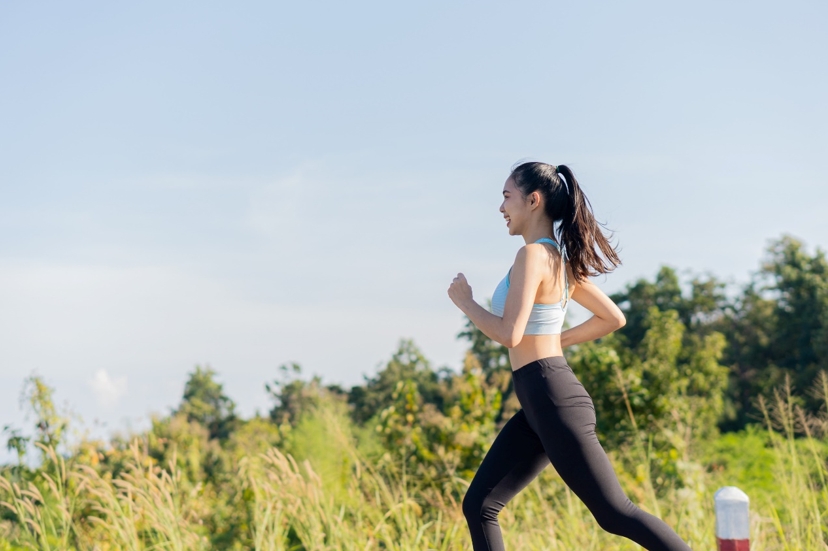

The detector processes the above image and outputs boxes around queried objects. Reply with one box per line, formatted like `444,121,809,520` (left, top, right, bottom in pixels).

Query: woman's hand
560,278,626,347
448,273,474,310
446,245,546,349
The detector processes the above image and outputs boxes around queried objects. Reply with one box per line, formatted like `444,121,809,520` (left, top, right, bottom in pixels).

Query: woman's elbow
614,313,627,330
502,330,523,349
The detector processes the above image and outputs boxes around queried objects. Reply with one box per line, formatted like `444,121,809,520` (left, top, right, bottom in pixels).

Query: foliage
457,313,519,426
568,307,728,490
3,374,828,549
176,365,238,441
373,351,501,487
718,235,828,428
2,233,828,549
266,362,347,427
348,339,448,425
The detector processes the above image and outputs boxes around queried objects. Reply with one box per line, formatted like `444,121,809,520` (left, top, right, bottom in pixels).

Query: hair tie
556,168,570,195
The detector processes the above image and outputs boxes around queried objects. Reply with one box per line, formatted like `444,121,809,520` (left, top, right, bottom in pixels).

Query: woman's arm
448,245,546,348
559,278,626,348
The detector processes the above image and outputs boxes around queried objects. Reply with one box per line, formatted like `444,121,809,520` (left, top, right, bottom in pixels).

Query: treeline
2,234,828,550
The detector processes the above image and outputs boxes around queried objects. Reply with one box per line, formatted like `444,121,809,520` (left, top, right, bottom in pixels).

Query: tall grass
243,403,467,550
756,373,828,551
3,387,828,550
77,442,209,550
0,441,209,551
0,444,80,550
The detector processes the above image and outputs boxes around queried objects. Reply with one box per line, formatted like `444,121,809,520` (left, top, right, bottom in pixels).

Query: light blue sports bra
490,237,569,335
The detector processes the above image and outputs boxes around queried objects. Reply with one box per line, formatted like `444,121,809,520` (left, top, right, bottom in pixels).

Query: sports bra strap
534,237,558,248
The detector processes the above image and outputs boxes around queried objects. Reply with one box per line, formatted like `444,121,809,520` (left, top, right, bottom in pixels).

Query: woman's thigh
518,366,631,515
465,409,550,513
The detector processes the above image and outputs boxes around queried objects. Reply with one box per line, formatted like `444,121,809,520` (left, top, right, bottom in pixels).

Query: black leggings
462,356,691,551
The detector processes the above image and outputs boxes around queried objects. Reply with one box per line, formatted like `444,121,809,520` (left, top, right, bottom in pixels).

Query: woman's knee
592,499,640,536
462,488,500,523
595,511,627,536
461,490,482,523
461,492,476,520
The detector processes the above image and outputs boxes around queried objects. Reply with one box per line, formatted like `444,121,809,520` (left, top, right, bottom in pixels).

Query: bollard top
715,486,750,540
715,486,749,504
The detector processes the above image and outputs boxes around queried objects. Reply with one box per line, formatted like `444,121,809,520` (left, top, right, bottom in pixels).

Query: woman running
447,162,691,551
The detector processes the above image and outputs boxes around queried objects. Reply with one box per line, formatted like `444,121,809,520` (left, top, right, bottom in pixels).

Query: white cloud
89,369,127,408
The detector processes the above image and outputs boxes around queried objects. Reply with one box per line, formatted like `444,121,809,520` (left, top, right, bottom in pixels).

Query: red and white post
714,486,750,551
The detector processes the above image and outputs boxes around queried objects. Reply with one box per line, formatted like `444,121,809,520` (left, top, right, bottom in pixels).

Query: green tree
571,306,728,488
176,365,238,441
611,266,728,350
714,282,777,430
442,352,502,476
374,351,500,484
764,236,828,396
16,375,70,460
2,426,30,467
266,362,347,426
718,236,828,429
348,339,446,425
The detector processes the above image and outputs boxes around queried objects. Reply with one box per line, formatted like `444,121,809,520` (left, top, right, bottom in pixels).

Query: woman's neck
521,222,555,245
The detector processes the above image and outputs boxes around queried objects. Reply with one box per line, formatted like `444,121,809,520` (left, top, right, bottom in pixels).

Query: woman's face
499,177,533,236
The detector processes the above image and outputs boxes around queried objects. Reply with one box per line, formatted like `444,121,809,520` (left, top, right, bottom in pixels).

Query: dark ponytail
510,162,620,281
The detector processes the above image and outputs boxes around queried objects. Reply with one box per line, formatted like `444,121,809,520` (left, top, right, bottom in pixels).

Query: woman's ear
529,191,542,210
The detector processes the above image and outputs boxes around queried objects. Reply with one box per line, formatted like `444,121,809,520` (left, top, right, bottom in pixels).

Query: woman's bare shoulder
512,243,560,277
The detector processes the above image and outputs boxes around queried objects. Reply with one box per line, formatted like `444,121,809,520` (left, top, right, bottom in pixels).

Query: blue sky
1,1,826,457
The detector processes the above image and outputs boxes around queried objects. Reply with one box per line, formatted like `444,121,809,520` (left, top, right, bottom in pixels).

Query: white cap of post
714,486,750,551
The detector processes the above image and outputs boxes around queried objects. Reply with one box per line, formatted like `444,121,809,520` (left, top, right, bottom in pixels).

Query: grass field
2,381,828,550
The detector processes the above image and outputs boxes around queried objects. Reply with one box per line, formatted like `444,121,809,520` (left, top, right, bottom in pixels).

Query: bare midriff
509,334,564,371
